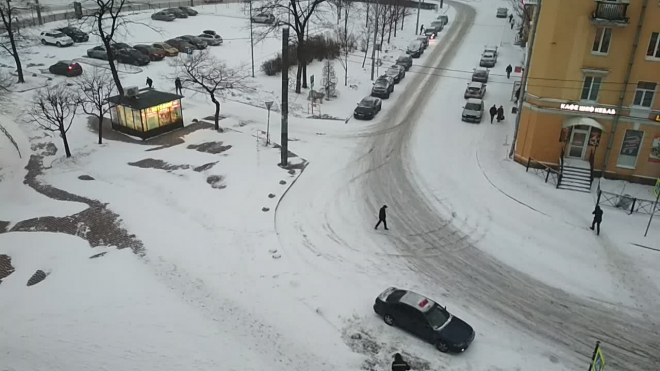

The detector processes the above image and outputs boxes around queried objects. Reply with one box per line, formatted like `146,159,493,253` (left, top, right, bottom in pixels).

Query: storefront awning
562,116,604,131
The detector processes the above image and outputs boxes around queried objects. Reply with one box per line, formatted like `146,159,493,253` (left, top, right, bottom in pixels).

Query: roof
399,291,435,312
107,89,183,110
468,82,482,88
466,98,483,104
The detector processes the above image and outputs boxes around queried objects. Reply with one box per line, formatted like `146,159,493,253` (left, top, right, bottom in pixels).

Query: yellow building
515,0,660,186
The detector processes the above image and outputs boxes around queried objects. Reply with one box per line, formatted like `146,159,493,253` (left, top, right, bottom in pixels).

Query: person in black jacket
591,205,603,235
175,77,183,95
146,76,153,88
496,105,505,122
375,205,388,230
505,64,513,79
489,104,497,124
392,353,411,371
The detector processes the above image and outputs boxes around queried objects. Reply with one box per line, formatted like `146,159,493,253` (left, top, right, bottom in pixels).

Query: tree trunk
211,95,221,131
1,12,25,83
106,49,124,97
9,35,24,83
394,5,398,37
387,7,393,44
303,64,308,89
344,5,349,86
362,20,370,68
365,3,369,28
97,114,103,144
60,124,72,158
379,13,386,49
401,9,405,30
295,41,305,93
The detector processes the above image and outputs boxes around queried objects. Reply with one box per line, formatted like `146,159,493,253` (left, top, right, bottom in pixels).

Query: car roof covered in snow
399,291,436,312
360,96,379,104
468,82,483,89
466,98,483,105
474,68,488,73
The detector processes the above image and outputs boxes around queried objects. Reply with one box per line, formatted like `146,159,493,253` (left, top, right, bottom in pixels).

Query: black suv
56,26,89,42
373,287,476,353
116,48,150,66
353,96,382,120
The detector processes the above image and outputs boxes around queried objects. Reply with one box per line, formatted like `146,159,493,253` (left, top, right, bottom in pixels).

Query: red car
133,44,166,61
49,60,82,77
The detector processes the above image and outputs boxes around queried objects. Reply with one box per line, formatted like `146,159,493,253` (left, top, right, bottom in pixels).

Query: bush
261,54,282,76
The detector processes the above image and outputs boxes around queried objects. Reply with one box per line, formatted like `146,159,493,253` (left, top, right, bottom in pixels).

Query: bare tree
508,0,533,43
0,0,26,83
334,1,356,86
76,68,115,145
26,85,79,158
254,0,328,94
171,50,248,131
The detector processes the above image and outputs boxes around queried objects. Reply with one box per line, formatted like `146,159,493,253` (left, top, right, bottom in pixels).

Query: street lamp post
265,101,274,145
249,0,255,78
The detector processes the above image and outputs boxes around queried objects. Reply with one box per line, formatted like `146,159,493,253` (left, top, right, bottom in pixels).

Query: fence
596,183,660,216
525,157,559,187
11,0,243,30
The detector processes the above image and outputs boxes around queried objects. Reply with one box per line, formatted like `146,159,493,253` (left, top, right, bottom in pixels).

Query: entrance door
568,126,591,159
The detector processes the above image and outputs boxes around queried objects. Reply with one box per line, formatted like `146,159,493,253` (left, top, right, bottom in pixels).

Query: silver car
87,45,108,60
152,11,176,21
464,82,486,99
483,45,498,58
462,98,484,123
471,68,489,83
197,33,222,46
496,7,508,18
480,52,496,67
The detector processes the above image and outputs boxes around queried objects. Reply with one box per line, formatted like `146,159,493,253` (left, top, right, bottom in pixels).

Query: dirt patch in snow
78,175,95,181
0,254,15,284
206,175,226,189
0,221,9,232
128,158,191,171
193,161,218,172
187,142,232,154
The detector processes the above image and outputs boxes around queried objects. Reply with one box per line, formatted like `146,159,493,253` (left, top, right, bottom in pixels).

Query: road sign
589,343,606,371
186,48,193,55
654,178,660,199
310,75,314,90
265,101,273,110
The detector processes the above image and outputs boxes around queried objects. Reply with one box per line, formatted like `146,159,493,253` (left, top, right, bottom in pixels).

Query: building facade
515,0,660,185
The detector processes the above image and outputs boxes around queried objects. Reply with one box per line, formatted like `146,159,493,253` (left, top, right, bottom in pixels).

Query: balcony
590,1,629,26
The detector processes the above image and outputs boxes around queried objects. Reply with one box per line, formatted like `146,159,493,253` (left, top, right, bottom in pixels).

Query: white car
480,52,496,67
496,7,508,18
40,31,74,47
483,45,498,58
197,33,223,46
251,13,276,24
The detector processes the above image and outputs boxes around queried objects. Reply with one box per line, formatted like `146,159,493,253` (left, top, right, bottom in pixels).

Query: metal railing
596,183,660,216
588,149,595,185
592,2,629,22
558,147,565,189
526,157,560,186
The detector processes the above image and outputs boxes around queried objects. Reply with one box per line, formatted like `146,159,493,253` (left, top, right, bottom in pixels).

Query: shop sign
560,103,616,115
655,114,660,122
649,136,660,163
620,130,644,157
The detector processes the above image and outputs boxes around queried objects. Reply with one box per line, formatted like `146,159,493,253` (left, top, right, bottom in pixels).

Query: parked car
197,33,222,46
417,35,429,49
166,38,196,52
353,96,382,120
179,35,208,49
424,21,444,38
164,8,189,18
251,13,276,24
55,26,88,42
87,45,108,60
479,51,496,67
396,55,413,71
386,64,405,83
115,48,150,66
151,11,176,21
496,7,508,18
436,14,449,26
407,40,424,58
371,75,395,99
483,45,498,58
464,81,486,99
152,42,179,56
48,60,83,77
471,68,489,83
40,31,74,47
373,287,476,353
112,42,133,50
462,98,485,123
133,44,166,61
178,6,198,16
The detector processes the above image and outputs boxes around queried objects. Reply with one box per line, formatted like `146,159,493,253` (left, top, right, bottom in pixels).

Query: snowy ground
2,0,659,370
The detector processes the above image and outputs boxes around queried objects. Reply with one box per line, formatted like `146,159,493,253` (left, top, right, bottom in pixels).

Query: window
647,32,660,59
581,76,602,101
617,129,644,168
592,27,612,54
633,82,657,108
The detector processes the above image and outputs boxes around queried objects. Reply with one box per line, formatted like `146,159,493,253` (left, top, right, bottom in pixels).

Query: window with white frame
647,32,660,59
633,81,657,108
581,76,602,101
592,27,612,54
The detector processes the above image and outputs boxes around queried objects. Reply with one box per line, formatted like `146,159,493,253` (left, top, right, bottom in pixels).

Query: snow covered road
277,1,660,370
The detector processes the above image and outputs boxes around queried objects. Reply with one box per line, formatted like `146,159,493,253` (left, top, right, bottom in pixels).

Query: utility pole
645,189,659,237
249,0,255,78
34,0,43,25
280,27,289,167
370,0,379,80
415,0,421,35
509,0,542,159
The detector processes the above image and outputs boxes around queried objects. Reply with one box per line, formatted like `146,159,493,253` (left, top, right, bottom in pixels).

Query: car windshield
53,33,66,38
397,57,408,62
425,305,450,329
465,103,481,111
359,100,374,107
483,53,494,58
468,87,479,92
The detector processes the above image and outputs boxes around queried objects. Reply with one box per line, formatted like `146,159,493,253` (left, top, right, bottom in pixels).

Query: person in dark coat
514,87,521,104
392,353,411,371
591,205,603,235
505,64,513,79
489,104,497,124
420,25,424,34
510,19,515,29
496,105,505,122
508,14,513,22
375,205,388,230
175,77,183,95
146,76,153,88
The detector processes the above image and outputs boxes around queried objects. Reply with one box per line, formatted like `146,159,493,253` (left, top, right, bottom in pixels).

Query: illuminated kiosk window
107,89,184,140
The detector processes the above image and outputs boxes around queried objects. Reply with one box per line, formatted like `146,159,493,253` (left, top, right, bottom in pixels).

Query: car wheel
56,42,62,47
436,341,449,353
385,92,390,99
41,39,47,45
134,60,140,66
383,314,395,326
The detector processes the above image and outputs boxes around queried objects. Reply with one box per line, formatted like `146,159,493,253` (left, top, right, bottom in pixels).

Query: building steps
558,164,592,192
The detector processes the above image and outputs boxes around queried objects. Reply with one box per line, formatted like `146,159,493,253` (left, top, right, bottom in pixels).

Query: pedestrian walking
146,76,153,89
514,87,521,104
590,205,603,235
375,205,389,230
508,14,513,23
496,105,505,122
489,104,497,124
505,64,513,79
420,25,424,34
510,20,515,30
392,353,411,371
175,77,183,95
